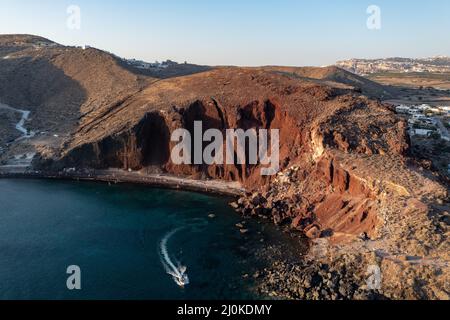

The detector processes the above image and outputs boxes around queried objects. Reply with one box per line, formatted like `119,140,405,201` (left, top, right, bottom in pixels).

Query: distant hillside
0,34,400,143
0,35,150,137
255,66,394,99
336,57,450,75
0,34,58,55
0,34,56,47
116,57,211,79
0,34,213,139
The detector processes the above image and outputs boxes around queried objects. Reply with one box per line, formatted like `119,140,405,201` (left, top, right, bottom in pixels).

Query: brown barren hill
0,35,448,300
256,65,395,99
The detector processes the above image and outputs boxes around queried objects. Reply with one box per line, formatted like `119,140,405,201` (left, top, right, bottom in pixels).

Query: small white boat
160,228,190,288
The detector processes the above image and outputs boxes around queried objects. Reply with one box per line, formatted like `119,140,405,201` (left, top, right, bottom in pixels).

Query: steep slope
0,34,56,56
0,34,154,161
52,65,424,240
57,67,407,188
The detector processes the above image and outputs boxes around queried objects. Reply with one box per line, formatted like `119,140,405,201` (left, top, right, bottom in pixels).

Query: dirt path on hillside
0,103,35,140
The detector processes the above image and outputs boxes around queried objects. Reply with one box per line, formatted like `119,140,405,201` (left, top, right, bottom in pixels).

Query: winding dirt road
0,103,34,140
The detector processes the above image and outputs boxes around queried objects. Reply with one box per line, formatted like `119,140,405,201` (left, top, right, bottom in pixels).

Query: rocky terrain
0,35,448,300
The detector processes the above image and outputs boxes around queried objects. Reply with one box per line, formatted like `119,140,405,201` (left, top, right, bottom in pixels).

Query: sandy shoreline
0,167,246,197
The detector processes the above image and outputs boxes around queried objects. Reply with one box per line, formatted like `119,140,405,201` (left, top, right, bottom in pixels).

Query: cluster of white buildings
72,46,178,71
123,58,177,70
397,104,450,177
396,104,450,115
396,104,450,141
336,57,450,76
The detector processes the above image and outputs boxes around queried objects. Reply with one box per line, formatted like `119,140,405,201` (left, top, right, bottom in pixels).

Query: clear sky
1,0,449,66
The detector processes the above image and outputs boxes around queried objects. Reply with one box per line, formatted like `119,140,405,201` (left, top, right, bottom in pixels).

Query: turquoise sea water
0,179,302,300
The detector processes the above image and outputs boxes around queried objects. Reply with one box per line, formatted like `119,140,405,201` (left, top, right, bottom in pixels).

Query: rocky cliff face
58,95,298,186
47,67,416,243
55,70,405,174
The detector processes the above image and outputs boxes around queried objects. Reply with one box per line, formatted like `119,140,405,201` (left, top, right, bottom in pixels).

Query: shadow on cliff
56,111,171,170
136,113,171,166
0,56,87,130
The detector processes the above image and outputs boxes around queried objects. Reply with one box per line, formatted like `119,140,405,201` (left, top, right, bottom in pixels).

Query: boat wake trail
158,219,210,288
159,228,190,288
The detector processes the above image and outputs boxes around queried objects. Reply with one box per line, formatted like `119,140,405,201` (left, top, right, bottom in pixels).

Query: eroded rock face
47,67,417,241
231,154,381,241
311,156,379,238
58,95,300,187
